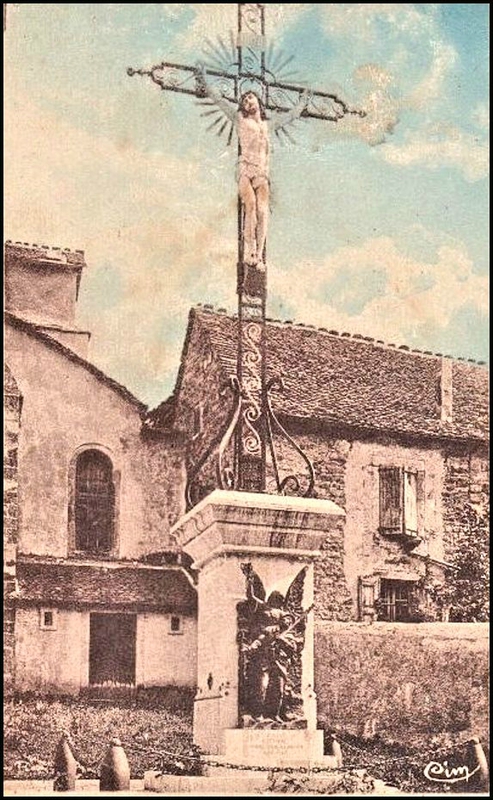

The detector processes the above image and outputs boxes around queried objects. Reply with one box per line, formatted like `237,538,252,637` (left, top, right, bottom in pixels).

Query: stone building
3,241,489,696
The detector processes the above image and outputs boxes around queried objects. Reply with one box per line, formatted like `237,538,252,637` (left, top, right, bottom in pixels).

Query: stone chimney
4,241,91,359
439,357,453,425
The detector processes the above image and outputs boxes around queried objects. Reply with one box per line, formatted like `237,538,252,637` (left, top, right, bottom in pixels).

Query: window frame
168,615,183,635
68,446,120,558
377,579,412,622
378,465,422,539
40,607,57,630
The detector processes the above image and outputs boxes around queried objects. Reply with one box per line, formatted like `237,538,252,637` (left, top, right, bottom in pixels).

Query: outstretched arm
270,89,312,132
195,63,237,122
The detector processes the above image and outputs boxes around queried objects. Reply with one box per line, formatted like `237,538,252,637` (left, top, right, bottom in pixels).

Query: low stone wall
314,621,489,749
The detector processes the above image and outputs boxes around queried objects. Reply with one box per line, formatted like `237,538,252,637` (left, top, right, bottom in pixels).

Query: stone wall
174,310,234,508
4,364,22,693
266,430,352,620
441,442,489,559
4,364,21,554
314,621,489,749
137,433,187,550
269,424,468,621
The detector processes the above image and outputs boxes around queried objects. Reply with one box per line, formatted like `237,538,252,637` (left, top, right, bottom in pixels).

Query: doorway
89,613,137,686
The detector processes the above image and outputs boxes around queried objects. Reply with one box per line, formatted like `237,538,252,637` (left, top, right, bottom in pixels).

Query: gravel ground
4,775,405,796
4,779,145,796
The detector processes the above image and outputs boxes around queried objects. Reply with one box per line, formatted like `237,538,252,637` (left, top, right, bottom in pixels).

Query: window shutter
416,470,426,538
358,576,379,622
379,467,403,533
403,470,418,534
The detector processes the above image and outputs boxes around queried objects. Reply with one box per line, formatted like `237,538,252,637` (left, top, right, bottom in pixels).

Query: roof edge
5,311,147,413
192,304,489,368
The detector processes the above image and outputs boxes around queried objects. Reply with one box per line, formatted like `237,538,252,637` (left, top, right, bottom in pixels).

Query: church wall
15,607,89,695
6,258,80,329
5,324,147,559
136,612,197,687
14,608,197,695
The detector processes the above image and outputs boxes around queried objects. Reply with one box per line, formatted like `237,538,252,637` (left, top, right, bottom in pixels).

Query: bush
3,696,199,780
448,503,489,622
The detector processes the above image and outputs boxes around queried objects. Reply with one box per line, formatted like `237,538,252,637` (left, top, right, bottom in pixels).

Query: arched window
75,450,115,553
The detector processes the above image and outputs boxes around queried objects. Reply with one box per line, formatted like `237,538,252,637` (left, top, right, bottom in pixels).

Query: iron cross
128,3,365,508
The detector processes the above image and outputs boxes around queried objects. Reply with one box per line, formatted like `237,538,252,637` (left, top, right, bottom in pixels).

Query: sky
4,4,489,408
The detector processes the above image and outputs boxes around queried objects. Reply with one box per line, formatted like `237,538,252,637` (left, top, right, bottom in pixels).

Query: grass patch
4,695,199,781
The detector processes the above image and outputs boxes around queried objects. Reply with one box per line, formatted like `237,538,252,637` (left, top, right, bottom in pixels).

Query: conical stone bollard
53,733,77,792
470,736,489,790
328,734,343,767
100,737,131,791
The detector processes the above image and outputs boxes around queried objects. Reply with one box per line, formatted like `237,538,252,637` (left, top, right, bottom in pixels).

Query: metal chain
123,735,477,775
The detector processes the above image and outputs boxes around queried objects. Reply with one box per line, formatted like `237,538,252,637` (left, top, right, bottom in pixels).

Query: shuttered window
379,467,403,533
75,450,115,553
404,470,418,533
379,467,422,536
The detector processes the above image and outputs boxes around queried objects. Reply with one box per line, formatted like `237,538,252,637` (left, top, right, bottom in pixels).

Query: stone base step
144,771,270,794
144,769,403,795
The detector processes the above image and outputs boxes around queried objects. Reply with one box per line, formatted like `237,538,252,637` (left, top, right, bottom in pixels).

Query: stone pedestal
170,489,345,758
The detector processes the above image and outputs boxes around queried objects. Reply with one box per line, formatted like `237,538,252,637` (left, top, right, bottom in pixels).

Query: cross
128,3,365,509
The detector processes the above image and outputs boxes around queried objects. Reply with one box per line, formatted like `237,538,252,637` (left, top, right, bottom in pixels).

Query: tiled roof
143,394,177,433
13,559,197,612
5,312,146,413
151,307,488,441
5,240,86,268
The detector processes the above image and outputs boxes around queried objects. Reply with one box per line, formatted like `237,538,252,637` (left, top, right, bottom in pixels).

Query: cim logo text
424,759,480,784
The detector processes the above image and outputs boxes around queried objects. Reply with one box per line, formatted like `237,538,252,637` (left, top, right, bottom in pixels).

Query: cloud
3,81,201,246
269,235,489,353
320,4,435,42
473,102,489,132
380,125,489,181
166,4,309,59
4,83,239,403
406,40,457,108
317,5,461,154
330,66,400,146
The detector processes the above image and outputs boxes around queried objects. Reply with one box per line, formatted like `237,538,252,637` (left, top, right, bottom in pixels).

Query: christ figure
197,66,310,268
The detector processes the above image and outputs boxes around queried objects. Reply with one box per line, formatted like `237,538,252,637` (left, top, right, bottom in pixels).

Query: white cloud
168,4,308,59
406,39,457,108
269,235,488,348
473,102,490,132
381,125,489,181
331,68,400,145
3,82,201,248
320,4,434,42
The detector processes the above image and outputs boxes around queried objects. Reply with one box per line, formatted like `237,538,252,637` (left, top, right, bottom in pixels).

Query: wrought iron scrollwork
185,377,241,510
265,378,315,498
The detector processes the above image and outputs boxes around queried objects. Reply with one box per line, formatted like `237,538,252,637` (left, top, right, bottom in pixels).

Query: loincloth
238,161,269,189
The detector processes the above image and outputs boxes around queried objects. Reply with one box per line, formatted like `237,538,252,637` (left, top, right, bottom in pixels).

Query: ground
3,697,488,795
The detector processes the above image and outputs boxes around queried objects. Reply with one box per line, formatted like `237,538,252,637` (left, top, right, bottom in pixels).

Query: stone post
171,489,345,766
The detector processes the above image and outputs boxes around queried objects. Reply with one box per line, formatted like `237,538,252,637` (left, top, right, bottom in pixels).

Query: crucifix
128,3,365,508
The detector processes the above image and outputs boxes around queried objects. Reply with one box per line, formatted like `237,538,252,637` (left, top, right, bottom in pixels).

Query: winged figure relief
237,562,313,728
